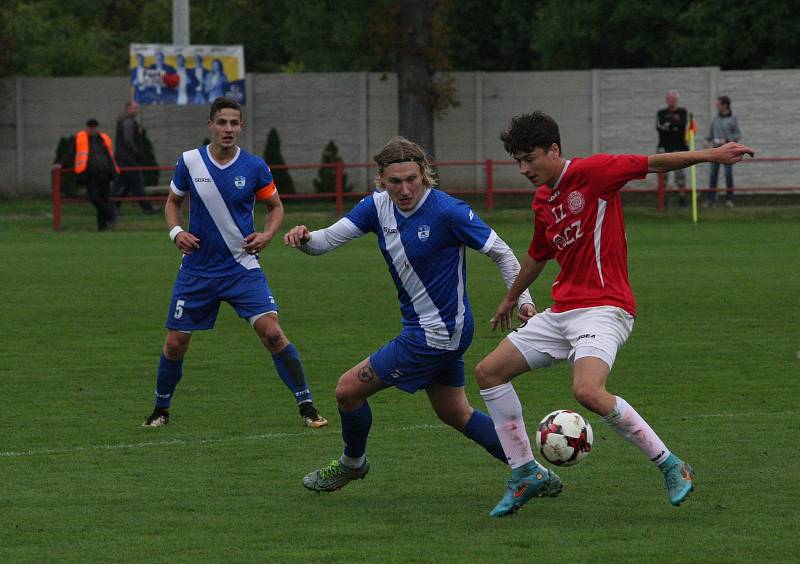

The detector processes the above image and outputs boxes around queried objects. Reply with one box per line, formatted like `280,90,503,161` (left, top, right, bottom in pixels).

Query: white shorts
506,306,634,370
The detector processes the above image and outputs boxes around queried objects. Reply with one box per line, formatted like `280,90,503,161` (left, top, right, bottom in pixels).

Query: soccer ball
535,409,593,466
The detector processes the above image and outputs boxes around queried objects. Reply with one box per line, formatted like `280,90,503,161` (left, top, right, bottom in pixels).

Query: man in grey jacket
703,96,742,208
114,101,157,214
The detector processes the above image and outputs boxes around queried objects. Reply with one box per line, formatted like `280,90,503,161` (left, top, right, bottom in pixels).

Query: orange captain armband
255,181,277,201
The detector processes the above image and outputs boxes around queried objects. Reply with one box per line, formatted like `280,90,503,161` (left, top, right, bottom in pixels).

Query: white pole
173,0,190,45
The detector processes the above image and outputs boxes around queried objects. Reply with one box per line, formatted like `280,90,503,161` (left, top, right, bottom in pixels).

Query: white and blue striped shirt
306,188,497,350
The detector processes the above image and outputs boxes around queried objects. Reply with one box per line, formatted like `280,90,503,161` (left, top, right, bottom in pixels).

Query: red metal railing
51,157,800,230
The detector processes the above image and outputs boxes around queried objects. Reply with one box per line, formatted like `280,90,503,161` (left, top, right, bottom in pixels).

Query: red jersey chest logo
547,195,585,251
568,191,585,214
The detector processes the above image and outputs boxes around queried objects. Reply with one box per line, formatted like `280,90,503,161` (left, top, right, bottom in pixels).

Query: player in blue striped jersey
284,136,534,492
142,97,327,429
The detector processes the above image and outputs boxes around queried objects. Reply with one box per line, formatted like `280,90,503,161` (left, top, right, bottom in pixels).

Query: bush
263,128,295,194
313,140,353,194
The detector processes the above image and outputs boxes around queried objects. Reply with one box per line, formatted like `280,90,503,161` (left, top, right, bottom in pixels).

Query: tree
280,0,377,72
441,0,539,71
313,141,353,194
394,0,437,152
263,128,295,194
5,0,797,80
531,0,800,70
0,0,172,76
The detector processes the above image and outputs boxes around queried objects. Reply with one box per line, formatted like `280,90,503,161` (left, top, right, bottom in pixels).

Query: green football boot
303,459,370,492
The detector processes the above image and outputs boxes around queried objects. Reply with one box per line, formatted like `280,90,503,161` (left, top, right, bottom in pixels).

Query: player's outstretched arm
284,217,366,256
648,142,755,173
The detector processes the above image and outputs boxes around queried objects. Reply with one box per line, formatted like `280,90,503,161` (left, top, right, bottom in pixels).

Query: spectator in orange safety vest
62,118,121,231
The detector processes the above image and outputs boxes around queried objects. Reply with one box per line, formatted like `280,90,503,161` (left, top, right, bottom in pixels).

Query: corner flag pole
687,113,698,224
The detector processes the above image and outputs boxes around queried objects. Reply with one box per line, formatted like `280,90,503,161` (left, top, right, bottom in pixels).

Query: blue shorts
369,332,469,393
165,268,277,331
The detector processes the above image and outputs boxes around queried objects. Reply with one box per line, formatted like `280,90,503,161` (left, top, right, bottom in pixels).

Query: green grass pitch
1,199,798,562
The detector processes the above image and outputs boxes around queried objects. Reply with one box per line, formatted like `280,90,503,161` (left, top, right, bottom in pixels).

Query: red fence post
485,159,495,211
52,164,62,231
335,161,344,215
657,172,666,211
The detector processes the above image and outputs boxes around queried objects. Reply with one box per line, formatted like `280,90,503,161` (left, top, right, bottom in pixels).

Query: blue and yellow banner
129,43,245,105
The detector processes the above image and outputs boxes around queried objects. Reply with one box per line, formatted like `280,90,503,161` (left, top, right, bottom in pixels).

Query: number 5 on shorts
174,299,185,319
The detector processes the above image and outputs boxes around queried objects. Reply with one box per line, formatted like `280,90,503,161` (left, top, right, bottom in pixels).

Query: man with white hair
656,90,689,207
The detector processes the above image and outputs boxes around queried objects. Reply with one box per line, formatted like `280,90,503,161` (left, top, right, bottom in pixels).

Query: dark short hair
718,95,731,109
209,96,241,121
86,118,99,127
500,111,562,156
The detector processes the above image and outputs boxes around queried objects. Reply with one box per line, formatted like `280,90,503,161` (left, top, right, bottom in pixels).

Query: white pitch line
0,423,445,458
1,411,796,459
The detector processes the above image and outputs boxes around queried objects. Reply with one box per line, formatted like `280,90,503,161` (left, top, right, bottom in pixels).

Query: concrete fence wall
1,67,798,196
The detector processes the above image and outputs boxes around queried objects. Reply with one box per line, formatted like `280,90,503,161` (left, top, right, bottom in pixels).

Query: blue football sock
340,401,372,458
271,343,312,404
463,409,507,463
155,353,183,408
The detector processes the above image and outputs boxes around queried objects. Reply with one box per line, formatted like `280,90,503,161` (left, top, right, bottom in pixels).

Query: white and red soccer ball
535,409,593,466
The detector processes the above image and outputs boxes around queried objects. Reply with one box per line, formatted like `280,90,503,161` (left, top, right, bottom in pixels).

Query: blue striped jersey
170,146,277,277
345,188,497,350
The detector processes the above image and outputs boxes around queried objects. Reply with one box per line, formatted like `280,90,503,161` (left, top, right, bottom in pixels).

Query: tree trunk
397,0,436,156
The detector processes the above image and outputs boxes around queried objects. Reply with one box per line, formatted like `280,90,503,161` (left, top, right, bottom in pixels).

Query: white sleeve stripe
170,180,187,196
479,229,498,254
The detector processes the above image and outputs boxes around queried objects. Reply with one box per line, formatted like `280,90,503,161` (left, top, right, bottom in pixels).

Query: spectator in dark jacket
62,118,119,230
656,90,689,207
115,101,156,214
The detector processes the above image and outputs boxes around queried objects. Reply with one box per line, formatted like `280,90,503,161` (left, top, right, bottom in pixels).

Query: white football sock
603,396,671,466
480,383,535,469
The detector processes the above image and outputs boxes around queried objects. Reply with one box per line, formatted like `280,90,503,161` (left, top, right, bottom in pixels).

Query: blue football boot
659,454,695,506
489,462,563,518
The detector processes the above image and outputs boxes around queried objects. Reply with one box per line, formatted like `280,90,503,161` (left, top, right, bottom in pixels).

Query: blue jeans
708,162,734,203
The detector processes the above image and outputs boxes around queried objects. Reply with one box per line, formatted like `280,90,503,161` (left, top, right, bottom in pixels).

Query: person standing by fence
114,101,156,215
656,90,690,207
62,118,119,231
703,96,742,208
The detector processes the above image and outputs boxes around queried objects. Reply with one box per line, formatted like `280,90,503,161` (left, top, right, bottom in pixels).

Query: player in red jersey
475,111,754,518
